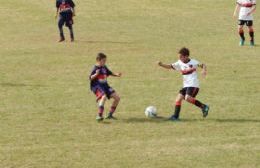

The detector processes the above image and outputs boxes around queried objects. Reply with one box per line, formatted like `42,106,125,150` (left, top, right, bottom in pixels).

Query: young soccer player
233,0,256,46
55,0,76,42
89,53,121,121
158,47,209,121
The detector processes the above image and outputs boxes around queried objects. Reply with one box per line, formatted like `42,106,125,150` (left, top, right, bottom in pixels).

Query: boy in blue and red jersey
89,53,121,121
55,0,76,42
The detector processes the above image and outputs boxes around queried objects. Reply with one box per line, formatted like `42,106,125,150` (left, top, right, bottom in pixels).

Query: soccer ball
145,106,157,118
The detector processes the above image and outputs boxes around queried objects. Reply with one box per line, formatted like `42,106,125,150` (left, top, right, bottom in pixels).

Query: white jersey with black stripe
172,59,200,88
237,0,256,20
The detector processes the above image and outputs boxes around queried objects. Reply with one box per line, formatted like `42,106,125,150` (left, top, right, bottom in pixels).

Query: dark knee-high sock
59,27,65,39
249,31,254,42
190,98,205,109
173,101,181,118
108,106,117,116
69,27,74,40
98,106,104,117
239,30,245,40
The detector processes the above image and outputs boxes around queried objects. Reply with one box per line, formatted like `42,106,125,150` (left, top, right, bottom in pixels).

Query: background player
89,53,121,121
233,0,256,46
55,0,76,42
158,47,209,121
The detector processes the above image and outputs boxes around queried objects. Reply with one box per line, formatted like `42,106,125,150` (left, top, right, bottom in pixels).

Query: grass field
0,0,260,167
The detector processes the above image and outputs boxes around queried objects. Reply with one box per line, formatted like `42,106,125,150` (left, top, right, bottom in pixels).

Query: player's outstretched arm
158,61,173,70
111,72,122,77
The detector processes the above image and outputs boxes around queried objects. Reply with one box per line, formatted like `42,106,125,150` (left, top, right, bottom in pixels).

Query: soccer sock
189,98,205,109
59,27,65,39
239,30,245,41
249,31,254,42
173,101,182,118
109,106,117,116
69,27,74,40
98,106,104,117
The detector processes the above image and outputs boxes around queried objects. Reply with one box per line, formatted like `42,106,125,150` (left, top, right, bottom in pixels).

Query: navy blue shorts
238,20,253,26
92,84,115,101
58,11,73,27
179,87,199,98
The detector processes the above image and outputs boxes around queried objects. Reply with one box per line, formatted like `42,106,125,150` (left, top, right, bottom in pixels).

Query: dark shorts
92,84,115,101
179,87,199,98
59,11,73,27
238,20,253,26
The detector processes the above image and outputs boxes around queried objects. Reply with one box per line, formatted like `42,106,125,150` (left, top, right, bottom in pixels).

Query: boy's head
96,53,107,66
178,47,190,63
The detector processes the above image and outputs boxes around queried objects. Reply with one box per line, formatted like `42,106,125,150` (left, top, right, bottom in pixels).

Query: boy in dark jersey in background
55,0,76,42
89,53,121,121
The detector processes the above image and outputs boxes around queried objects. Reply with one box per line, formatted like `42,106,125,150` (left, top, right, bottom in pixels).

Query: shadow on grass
1,83,46,87
122,116,168,123
76,40,135,44
121,117,260,124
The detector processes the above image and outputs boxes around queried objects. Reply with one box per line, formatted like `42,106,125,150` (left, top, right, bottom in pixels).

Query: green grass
0,0,260,167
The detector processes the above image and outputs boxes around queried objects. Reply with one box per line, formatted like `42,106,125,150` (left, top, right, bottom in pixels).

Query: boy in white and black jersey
158,47,209,121
233,0,256,46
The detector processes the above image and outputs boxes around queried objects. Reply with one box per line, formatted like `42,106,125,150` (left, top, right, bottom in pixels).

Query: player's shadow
77,40,134,44
181,118,260,123
122,116,168,123
0,82,46,87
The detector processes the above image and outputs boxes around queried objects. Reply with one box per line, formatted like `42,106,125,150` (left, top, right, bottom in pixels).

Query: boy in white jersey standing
158,47,209,121
233,0,256,46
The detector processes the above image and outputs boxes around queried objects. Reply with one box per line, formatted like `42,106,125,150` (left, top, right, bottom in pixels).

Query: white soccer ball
145,106,157,118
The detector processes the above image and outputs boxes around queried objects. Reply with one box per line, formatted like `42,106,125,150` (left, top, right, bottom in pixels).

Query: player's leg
184,88,209,118
169,94,184,121
96,95,106,121
247,21,254,46
106,92,120,119
65,12,74,42
58,16,65,42
238,21,245,46
94,88,106,121
68,25,74,42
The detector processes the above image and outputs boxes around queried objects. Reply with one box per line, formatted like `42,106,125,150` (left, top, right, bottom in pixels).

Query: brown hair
179,47,190,56
96,53,107,61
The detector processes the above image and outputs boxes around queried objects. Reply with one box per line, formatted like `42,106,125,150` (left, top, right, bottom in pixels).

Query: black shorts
179,87,199,98
238,20,253,26
92,84,115,101
58,11,73,27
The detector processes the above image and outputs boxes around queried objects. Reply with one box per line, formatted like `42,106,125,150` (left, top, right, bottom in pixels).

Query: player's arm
233,4,241,17
198,63,207,77
110,72,122,77
90,69,100,81
70,0,76,16
55,1,60,19
158,61,174,70
247,4,256,16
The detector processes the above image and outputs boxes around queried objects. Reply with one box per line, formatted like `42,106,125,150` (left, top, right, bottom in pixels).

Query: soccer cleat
105,115,117,120
168,115,180,122
250,41,255,46
96,116,104,122
239,39,245,46
202,105,209,118
105,113,117,120
58,38,65,42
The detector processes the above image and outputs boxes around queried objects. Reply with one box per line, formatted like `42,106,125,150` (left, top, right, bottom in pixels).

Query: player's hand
157,61,163,66
96,69,100,75
55,14,58,20
247,12,251,16
117,73,122,77
201,70,207,78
